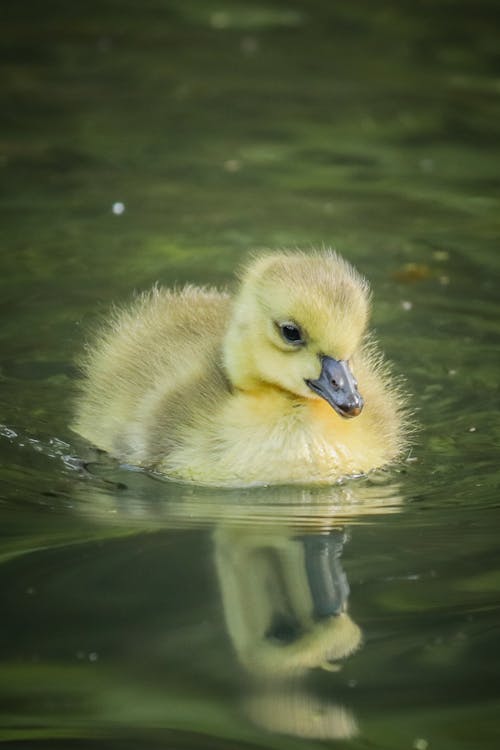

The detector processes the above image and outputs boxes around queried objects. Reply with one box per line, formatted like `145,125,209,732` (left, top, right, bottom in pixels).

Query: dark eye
278,321,305,346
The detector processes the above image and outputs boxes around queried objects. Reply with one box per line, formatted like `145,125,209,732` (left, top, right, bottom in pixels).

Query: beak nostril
306,356,364,419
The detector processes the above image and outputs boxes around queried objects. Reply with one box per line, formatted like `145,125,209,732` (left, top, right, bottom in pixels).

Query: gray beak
305,356,364,418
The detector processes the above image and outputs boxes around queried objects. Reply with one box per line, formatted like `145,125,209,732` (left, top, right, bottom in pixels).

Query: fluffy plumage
73,250,409,486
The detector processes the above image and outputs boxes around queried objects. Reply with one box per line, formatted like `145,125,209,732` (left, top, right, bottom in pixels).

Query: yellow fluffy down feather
73,250,409,486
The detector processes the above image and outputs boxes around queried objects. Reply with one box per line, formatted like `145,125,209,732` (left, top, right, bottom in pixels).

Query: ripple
72,461,405,532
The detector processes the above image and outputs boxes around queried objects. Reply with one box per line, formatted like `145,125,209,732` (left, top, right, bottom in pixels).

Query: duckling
73,250,408,486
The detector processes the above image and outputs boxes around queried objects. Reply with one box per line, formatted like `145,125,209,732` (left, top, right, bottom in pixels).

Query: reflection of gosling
214,527,362,677
245,687,358,741
73,250,408,486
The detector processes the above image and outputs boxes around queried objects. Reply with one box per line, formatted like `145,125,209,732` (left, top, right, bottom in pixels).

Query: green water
1,1,500,747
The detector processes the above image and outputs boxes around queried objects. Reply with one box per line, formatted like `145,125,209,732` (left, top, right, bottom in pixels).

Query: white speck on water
401,300,413,311
112,201,125,215
413,739,429,750
347,679,357,688
211,11,229,29
223,159,241,172
433,249,449,261
448,369,457,376
76,650,99,662
468,426,477,433
419,158,434,173
49,437,70,450
241,35,259,54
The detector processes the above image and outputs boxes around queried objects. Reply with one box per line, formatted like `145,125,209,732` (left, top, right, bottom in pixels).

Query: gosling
73,250,408,486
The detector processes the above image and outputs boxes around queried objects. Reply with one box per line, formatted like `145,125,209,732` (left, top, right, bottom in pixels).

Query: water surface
1,1,500,748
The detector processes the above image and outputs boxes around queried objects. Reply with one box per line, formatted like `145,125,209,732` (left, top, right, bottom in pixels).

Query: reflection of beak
305,356,364,418
301,533,349,619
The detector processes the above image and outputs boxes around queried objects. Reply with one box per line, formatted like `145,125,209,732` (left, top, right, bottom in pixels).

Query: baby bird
73,250,408,486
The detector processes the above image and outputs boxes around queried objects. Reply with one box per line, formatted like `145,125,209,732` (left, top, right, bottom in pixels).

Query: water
1,0,500,747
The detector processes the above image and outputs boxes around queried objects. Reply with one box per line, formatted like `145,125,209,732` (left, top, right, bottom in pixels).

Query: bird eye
277,321,305,346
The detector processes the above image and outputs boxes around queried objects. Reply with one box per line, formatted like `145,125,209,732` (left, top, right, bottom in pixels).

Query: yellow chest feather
161,387,387,487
